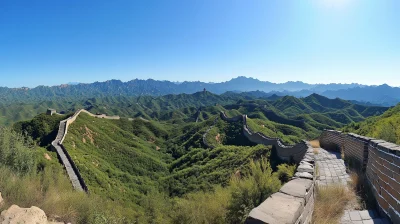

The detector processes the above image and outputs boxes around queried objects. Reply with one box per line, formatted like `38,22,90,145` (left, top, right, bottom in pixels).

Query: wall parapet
319,130,400,223
246,143,316,224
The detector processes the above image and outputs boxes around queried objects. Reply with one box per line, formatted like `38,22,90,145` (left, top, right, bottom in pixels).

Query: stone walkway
315,148,350,186
341,210,390,224
315,148,390,224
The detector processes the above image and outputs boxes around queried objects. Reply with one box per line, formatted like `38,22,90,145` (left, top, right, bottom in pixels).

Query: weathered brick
383,152,394,163
377,195,389,212
395,171,400,183
382,189,398,211
377,170,388,184
381,164,394,178
387,185,400,202
394,156,400,167
387,177,400,194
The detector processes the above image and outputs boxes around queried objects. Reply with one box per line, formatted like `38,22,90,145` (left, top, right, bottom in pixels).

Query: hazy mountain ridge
0,77,374,100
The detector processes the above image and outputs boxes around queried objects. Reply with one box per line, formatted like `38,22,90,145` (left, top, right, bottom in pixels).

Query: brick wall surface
343,133,373,171
320,130,400,223
367,140,400,223
319,130,344,152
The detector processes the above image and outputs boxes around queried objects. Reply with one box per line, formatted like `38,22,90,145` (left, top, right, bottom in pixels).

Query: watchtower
46,108,56,116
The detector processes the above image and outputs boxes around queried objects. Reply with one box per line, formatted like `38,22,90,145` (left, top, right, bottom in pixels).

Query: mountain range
1,76,399,106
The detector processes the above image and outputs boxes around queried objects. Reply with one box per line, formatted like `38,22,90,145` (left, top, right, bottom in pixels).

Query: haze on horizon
0,0,399,88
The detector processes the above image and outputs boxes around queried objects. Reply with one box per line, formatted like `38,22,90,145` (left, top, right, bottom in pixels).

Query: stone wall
51,109,122,192
220,112,308,163
319,129,344,152
51,118,87,192
246,144,316,224
221,111,317,223
367,140,400,223
344,133,373,171
220,111,242,122
319,130,400,223
60,109,120,144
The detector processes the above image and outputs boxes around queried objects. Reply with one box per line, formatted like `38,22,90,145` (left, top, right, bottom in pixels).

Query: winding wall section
51,109,121,192
220,111,308,163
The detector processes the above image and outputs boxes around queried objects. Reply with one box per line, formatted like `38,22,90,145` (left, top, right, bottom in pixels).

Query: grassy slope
62,113,171,205
62,113,265,201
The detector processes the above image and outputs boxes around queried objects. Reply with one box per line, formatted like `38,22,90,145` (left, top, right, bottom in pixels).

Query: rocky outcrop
0,205,63,224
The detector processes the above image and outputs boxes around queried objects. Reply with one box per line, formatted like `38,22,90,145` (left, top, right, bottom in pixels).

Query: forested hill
1,91,389,127
343,103,400,144
7,91,391,223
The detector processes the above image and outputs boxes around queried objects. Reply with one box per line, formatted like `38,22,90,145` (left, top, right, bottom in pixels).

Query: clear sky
0,0,399,87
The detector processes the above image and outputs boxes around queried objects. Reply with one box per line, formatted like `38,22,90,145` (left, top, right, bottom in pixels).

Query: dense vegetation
343,103,400,144
13,113,70,146
1,114,295,223
0,128,133,223
1,91,390,223
0,90,389,127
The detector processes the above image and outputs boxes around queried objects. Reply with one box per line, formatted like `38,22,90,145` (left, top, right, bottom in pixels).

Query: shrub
0,128,36,174
275,163,296,183
227,158,281,223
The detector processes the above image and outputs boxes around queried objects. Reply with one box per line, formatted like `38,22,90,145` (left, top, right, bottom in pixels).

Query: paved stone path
315,148,350,186
52,120,84,191
315,148,390,224
341,210,390,224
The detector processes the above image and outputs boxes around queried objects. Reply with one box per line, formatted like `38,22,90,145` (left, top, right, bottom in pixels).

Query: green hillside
59,112,292,223
343,104,400,144
3,92,390,223
0,92,389,128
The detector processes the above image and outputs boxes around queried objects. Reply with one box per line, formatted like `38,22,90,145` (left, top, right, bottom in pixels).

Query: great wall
51,109,121,192
218,111,308,163
51,109,399,223
243,129,400,224
212,112,399,223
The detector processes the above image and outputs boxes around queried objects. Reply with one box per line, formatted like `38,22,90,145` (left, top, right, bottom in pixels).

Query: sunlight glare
316,0,355,10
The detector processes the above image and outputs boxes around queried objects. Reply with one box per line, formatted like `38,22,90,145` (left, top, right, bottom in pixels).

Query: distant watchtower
203,88,206,93
46,108,56,116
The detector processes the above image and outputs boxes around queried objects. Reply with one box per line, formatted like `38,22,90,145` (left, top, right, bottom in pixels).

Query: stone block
297,163,314,173
280,178,313,204
294,172,313,179
247,192,304,224
349,211,362,221
359,210,377,220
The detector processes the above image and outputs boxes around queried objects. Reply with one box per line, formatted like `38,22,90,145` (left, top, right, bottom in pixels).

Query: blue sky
0,0,399,87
